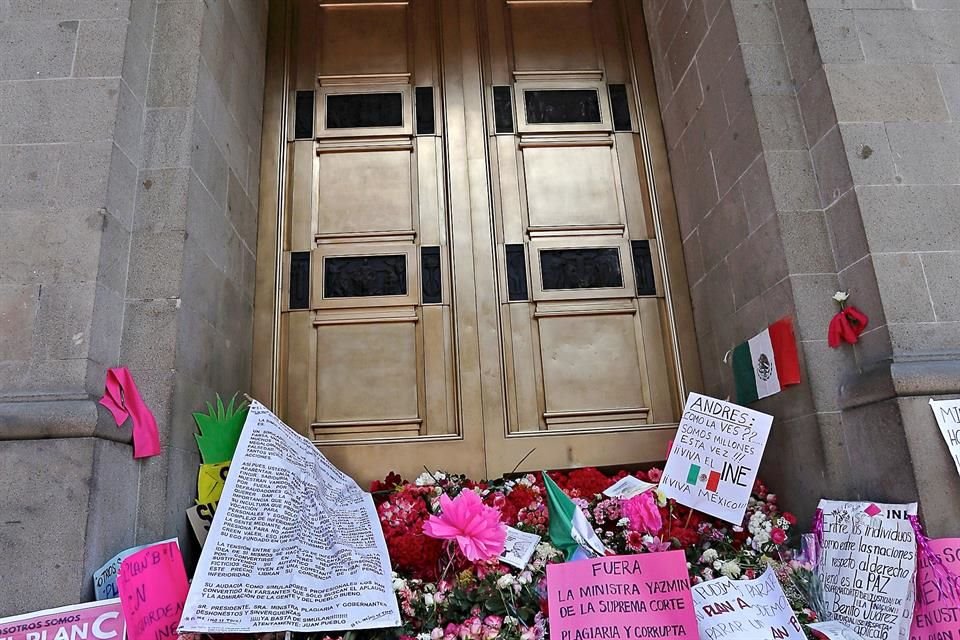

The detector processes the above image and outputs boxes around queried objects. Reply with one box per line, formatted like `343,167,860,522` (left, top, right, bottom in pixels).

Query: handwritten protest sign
93,543,148,600
117,539,189,640
910,538,960,640
500,526,541,569
691,568,804,640
817,500,917,640
929,399,960,478
547,552,697,640
0,599,126,640
659,393,773,525
809,621,866,639
179,401,401,633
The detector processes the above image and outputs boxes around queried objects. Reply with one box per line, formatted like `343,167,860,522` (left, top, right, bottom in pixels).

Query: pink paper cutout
117,541,189,640
100,367,161,458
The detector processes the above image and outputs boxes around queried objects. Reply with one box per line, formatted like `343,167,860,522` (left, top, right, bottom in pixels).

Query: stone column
0,0,267,612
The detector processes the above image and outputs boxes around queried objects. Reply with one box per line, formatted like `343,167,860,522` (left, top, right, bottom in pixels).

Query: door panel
261,0,696,485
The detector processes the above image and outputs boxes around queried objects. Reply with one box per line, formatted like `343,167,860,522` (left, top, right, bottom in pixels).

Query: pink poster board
546,552,697,640
0,600,126,640
911,538,960,640
117,541,189,640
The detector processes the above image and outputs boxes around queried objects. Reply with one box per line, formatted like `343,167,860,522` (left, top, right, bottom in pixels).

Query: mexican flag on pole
542,472,608,560
731,317,801,404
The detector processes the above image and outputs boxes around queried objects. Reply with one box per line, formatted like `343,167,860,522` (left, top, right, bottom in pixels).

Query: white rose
393,578,406,591
497,574,516,589
617,517,631,527
833,291,849,303
720,561,741,579
713,560,723,571
415,472,436,486
701,549,719,563
423,593,435,607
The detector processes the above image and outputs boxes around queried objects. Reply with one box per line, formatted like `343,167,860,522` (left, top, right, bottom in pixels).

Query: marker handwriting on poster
817,500,917,640
117,540,189,640
929,399,960,478
547,552,697,640
692,569,804,640
910,538,960,640
659,394,773,525
0,600,126,640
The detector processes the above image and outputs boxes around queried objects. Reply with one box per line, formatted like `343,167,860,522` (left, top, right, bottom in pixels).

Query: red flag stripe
706,471,720,492
769,317,801,387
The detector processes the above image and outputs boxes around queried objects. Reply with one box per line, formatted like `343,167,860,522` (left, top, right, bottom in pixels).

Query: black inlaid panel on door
326,92,403,129
524,89,601,124
540,248,623,290
323,255,407,298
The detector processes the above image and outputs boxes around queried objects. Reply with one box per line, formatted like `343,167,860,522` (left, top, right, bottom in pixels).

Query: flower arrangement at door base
354,466,801,640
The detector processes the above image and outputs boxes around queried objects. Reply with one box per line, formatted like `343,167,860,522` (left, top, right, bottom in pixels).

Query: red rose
771,528,787,545
783,512,797,525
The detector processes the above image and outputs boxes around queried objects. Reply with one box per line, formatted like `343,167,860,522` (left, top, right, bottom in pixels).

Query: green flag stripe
686,463,700,485
731,341,759,404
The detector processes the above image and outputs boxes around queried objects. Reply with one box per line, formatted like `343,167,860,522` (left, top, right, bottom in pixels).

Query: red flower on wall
828,291,869,348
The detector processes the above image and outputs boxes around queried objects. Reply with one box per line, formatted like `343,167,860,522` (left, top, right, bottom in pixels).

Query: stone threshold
0,395,133,445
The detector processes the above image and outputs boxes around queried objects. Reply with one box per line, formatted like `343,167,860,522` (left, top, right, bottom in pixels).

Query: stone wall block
655,0,688,53
838,123,896,186
126,230,187,299
885,122,960,185
190,112,229,207
134,168,191,232
871,253,935,323
34,283,97,361
55,141,114,209
120,299,180,370
114,81,144,165
775,0,822,87
682,230,706,286
825,63,949,122
811,125,853,207
789,273,841,342
661,61,703,147
936,64,960,120
801,339,850,411
858,185,960,252
889,321,960,356
147,50,202,108
95,210,132,294
753,94,807,150
824,188,869,271
226,171,257,253
679,80,728,170
121,39,150,102
778,211,836,274
920,252,960,322
0,78,121,144
731,0,780,44
837,253,887,333
0,285,40,361
797,67,837,147
75,19,128,77
700,183,747,271
107,144,138,228
739,154,777,231
727,214,788,308
809,9,864,64
0,20,78,81
86,283,124,377
719,50,751,124
153,0,203,53
765,151,821,211
741,43,794,95
697,1,740,83
667,0,708,90
142,108,193,168
712,106,763,195
855,9,959,64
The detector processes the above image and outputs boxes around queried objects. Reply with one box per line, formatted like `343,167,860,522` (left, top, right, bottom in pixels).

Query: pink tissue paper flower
423,490,507,562
622,491,663,535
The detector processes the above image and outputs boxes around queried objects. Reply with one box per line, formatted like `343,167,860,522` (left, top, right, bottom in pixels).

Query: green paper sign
193,393,248,464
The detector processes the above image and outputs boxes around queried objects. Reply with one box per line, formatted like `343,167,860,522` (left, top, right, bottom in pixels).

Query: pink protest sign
547,552,697,640
117,540,188,640
911,538,960,640
0,599,126,640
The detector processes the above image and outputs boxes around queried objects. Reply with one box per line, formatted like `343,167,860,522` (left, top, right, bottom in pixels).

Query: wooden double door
254,0,699,484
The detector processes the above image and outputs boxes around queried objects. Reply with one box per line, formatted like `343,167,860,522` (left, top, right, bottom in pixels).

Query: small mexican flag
732,317,801,404
542,472,608,560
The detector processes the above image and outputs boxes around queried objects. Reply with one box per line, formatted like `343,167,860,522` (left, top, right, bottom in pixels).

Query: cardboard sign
0,600,126,640
93,544,148,600
546,552,697,640
929,399,960,478
186,502,217,546
179,401,401,633
817,500,918,640
500,526,541,569
603,476,657,499
659,393,773,525
910,538,960,640
809,621,866,640
117,540,189,640
692,568,804,640
196,461,230,504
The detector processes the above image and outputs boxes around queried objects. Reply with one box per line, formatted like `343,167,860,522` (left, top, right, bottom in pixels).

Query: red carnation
771,528,787,545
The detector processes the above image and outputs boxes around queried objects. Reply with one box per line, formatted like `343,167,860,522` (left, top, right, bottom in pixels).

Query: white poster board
499,527,541,569
929,399,960,478
179,401,401,633
692,568,805,640
816,500,917,640
659,393,773,525
807,621,866,640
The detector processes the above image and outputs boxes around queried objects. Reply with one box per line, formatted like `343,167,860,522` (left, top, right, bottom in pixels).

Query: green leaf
193,392,250,463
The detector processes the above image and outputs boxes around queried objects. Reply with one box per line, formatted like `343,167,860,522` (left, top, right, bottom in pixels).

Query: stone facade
0,0,266,613
0,0,958,614
642,0,959,532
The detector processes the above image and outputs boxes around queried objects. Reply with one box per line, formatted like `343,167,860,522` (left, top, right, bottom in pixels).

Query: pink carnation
646,468,662,482
622,491,663,534
423,490,507,562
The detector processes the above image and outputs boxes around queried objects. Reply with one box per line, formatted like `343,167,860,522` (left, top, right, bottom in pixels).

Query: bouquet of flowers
359,466,800,640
